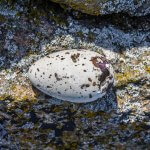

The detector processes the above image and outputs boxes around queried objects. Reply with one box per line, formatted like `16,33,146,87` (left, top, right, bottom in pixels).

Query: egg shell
28,50,114,103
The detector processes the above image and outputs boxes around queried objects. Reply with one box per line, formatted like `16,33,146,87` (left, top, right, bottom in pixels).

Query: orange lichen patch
10,84,37,101
114,69,141,87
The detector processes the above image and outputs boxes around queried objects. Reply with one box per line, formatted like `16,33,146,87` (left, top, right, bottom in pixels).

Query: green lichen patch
114,68,141,88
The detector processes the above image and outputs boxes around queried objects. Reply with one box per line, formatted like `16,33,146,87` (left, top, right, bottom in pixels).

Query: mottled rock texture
0,0,150,149
50,0,150,16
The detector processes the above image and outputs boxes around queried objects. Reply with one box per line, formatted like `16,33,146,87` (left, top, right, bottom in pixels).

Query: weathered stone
50,0,150,16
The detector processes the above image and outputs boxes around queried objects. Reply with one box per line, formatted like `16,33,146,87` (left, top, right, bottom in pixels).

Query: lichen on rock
50,0,150,16
0,0,150,149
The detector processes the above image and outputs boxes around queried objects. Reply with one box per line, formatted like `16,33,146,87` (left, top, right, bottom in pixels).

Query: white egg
28,49,114,103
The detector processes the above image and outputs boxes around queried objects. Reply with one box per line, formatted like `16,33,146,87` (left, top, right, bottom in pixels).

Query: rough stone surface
50,0,150,16
0,0,150,149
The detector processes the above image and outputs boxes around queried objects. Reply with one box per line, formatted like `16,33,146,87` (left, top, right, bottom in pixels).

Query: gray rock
50,0,150,16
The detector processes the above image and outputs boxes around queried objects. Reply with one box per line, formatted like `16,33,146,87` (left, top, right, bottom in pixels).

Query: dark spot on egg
88,78,92,82
84,57,86,59
65,52,70,54
47,56,50,58
54,73,62,81
47,86,52,88
56,55,59,57
61,58,65,60
90,56,101,68
109,75,113,80
37,84,40,87
98,69,110,86
35,73,37,78
63,76,69,79
49,63,52,65
83,70,87,72
89,94,92,98
30,69,32,73
71,53,80,63
49,74,52,78
81,84,90,89
43,72,45,75
93,82,96,86
82,64,85,66
58,91,61,94
40,75,42,77
90,56,110,87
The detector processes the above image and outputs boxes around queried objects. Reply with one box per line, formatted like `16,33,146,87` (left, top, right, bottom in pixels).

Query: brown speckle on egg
81,84,90,89
98,69,110,85
54,73,62,81
90,56,101,68
71,53,80,63
88,78,92,82
93,82,96,86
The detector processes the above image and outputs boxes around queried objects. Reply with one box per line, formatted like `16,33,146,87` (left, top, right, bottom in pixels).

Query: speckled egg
28,50,114,103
